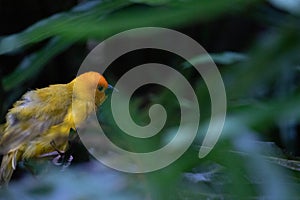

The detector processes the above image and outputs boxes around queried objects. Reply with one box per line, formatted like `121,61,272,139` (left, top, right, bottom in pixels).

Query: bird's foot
52,154,73,171
49,140,73,170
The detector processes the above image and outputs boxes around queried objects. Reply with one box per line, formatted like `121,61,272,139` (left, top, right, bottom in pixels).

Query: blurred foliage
1,0,300,199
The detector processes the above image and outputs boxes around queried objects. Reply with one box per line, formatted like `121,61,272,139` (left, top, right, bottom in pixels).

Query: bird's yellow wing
0,84,73,154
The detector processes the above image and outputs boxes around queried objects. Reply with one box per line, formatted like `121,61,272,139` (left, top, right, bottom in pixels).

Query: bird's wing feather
0,84,73,154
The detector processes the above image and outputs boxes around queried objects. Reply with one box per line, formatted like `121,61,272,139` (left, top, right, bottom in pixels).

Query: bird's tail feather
0,150,18,186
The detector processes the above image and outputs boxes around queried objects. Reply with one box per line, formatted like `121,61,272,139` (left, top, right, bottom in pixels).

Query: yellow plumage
0,71,109,186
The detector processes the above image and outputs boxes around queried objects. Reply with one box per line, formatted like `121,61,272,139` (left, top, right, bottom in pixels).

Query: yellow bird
0,71,110,186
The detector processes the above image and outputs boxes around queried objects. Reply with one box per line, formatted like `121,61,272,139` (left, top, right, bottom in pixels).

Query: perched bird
0,71,110,186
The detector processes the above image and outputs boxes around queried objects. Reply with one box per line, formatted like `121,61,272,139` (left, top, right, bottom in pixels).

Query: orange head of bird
72,71,112,106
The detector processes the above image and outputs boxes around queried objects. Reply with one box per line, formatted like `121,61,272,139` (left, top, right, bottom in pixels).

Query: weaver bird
0,71,110,186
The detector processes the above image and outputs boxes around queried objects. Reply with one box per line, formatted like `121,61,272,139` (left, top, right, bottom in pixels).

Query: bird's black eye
98,86,104,91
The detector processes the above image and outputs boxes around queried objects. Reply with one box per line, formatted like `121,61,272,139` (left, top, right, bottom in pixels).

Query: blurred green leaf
1,162,143,200
0,0,131,54
0,0,259,55
268,0,300,15
227,25,300,99
130,0,171,5
2,37,73,91
183,51,248,68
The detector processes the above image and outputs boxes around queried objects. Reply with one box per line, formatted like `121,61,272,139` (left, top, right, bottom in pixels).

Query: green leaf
0,0,259,55
2,37,74,91
0,0,131,54
183,51,248,68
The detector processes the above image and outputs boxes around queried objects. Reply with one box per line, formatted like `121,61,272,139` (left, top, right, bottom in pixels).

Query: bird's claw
51,153,73,171
49,140,73,170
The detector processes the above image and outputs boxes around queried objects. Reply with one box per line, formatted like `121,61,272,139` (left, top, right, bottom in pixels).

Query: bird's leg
50,140,66,166
38,151,60,158
50,140,65,156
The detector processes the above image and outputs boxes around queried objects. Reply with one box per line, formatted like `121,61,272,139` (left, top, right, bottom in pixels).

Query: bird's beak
106,84,118,95
108,84,114,90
